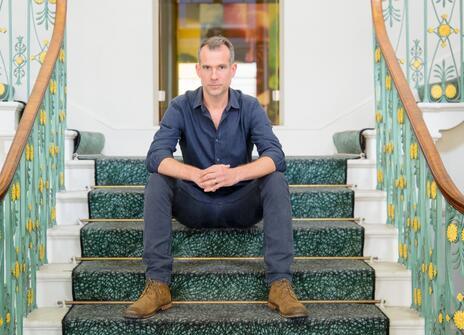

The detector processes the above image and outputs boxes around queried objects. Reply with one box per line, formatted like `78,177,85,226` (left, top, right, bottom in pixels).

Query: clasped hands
194,164,240,192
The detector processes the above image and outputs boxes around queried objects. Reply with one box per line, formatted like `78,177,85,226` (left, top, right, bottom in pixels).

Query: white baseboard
56,191,88,225
371,262,411,307
362,223,398,261
36,264,74,307
65,159,95,191
354,190,387,224
347,159,376,190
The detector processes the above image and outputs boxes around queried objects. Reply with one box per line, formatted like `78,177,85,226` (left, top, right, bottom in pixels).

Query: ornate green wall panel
0,2,66,334
0,0,61,101
374,40,464,334
383,0,464,102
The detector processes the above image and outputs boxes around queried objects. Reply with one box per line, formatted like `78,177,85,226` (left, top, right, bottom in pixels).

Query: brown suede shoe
267,279,309,318
123,279,172,319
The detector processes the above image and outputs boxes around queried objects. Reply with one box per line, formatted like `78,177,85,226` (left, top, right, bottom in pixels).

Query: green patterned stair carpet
81,220,364,257
72,259,374,301
63,155,388,335
64,304,388,335
88,187,354,219
89,156,358,186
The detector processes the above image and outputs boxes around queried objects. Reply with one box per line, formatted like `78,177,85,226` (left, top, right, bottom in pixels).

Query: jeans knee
259,172,288,190
145,173,175,198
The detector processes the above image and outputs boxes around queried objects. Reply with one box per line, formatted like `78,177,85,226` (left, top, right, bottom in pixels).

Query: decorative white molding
0,101,24,132
418,102,464,140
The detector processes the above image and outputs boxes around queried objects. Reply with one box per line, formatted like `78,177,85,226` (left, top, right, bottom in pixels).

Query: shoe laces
141,279,161,297
276,280,298,301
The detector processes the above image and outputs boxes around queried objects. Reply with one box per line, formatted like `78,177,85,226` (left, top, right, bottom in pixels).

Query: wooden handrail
371,0,464,213
0,0,67,200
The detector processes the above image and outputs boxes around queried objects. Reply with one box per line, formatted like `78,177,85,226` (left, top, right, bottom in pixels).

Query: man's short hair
198,36,235,64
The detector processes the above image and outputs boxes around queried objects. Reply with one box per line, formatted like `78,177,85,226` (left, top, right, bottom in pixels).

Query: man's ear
231,63,237,77
195,63,201,77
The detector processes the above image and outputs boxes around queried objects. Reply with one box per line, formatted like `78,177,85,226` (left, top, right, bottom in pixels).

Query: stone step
81,220,364,258
65,159,95,191
36,261,410,307
36,263,74,308
63,156,378,192
72,259,374,302
83,155,359,186
56,188,387,226
46,222,398,263
347,159,376,189
62,303,388,335
25,305,425,335
87,187,354,219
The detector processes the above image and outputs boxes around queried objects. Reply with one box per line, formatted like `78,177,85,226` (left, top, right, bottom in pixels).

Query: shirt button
216,158,220,162
215,139,219,143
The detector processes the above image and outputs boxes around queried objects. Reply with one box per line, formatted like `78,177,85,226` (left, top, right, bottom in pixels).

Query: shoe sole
123,302,173,319
267,302,309,319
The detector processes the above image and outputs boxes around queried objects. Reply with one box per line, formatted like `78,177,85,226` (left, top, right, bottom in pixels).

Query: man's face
196,44,237,100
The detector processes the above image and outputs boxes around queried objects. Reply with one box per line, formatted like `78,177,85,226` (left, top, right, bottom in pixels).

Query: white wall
437,123,464,193
67,0,375,156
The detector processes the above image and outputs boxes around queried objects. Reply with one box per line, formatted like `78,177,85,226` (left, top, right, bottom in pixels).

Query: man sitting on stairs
123,36,309,320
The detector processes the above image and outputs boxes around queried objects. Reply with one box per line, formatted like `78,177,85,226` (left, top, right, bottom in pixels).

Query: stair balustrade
372,0,464,334
0,1,67,334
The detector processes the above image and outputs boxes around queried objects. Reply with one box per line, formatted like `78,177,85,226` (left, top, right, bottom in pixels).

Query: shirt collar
193,87,240,111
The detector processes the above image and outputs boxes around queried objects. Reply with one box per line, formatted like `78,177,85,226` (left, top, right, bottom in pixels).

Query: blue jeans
143,171,294,285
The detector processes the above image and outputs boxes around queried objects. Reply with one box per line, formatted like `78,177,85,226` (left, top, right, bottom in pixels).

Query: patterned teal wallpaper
0,0,60,101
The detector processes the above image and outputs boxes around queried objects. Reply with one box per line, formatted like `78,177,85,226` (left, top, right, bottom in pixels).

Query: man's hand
199,164,240,192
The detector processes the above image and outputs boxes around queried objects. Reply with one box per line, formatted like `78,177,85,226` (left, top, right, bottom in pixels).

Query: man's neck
203,90,229,112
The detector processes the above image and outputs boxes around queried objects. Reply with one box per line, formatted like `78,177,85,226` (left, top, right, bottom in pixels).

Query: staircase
20,134,425,334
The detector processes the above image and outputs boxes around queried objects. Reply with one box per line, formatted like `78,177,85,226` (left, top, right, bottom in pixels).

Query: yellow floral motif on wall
395,175,406,189
431,85,443,100
447,222,458,242
410,143,418,160
414,288,422,306
375,48,381,63
445,84,457,99
375,111,383,123
40,109,47,125
27,289,33,306
26,144,34,161
454,311,464,330
39,245,45,261
428,263,437,280
412,217,420,232
385,74,392,90
49,79,57,94
377,169,383,184
388,203,395,220
39,51,47,64
397,107,404,124
458,292,463,302
384,142,394,154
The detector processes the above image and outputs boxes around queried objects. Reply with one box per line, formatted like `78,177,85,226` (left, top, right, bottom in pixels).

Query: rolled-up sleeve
250,100,286,172
146,101,184,173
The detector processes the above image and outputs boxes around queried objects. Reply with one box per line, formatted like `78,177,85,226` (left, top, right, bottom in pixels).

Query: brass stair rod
91,184,354,189
75,256,378,262
79,217,361,223
61,299,383,306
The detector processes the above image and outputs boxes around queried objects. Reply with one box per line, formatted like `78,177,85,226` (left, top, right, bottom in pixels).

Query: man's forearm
234,156,276,182
157,157,201,182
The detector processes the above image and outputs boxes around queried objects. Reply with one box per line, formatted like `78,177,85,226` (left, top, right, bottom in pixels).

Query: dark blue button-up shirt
146,87,286,193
